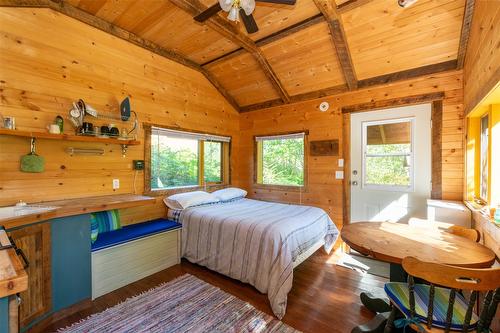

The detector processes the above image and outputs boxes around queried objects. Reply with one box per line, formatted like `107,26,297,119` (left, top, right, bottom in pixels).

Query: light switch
338,159,344,167
112,179,120,189
335,171,344,179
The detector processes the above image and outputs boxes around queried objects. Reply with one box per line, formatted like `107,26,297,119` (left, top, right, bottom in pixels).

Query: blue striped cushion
385,282,478,331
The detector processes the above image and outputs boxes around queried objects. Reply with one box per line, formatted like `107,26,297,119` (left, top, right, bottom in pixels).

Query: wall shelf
0,128,140,146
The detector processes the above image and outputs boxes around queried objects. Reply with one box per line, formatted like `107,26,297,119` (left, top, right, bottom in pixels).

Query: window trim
253,130,309,191
361,117,416,192
144,124,231,196
479,114,489,202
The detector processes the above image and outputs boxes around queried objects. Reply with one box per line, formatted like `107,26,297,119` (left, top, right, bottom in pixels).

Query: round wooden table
342,222,496,333
341,222,496,268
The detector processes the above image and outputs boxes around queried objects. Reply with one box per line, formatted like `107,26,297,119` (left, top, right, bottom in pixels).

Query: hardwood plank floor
33,250,387,333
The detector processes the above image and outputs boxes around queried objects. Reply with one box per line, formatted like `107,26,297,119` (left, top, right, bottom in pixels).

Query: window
148,127,230,191
362,118,414,191
479,114,489,200
255,132,305,187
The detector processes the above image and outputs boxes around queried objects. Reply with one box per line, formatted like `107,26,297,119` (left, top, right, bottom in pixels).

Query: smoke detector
319,101,330,112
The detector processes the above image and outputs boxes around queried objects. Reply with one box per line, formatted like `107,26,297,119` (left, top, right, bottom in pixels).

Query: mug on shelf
47,124,61,134
3,116,15,130
81,122,94,135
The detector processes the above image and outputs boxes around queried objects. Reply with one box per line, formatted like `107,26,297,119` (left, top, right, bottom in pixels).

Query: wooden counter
0,194,156,230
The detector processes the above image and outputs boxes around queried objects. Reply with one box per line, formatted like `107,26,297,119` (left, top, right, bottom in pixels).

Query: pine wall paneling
238,70,464,229
0,8,240,220
463,0,500,114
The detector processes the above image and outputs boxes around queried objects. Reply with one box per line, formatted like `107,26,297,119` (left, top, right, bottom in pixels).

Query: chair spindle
476,289,493,333
444,288,456,333
427,284,435,329
482,288,500,330
408,275,416,318
462,290,478,333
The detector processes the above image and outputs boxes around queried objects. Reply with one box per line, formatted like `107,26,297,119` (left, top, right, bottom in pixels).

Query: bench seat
91,218,181,252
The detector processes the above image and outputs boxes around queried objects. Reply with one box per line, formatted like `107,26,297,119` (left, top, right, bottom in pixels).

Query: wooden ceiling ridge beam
456,0,475,69
0,0,241,111
312,0,358,90
240,61,458,112
169,0,291,103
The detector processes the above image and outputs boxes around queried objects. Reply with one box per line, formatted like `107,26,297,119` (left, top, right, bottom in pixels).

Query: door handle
351,181,358,186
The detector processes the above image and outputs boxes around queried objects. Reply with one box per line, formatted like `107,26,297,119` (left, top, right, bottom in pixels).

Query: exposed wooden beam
456,0,475,69
0,0,241,111
336,0,375,14
169,0,290,103
341,92,445,114
357,60,457,88
201,47,245,67
313,0,358,90
431,100,443,200
255,14,324,47
241,62,456,112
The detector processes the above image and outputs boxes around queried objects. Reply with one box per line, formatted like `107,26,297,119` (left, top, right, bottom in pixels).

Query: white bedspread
179,198,339,318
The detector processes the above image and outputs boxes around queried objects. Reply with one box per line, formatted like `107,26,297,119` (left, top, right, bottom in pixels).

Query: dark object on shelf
133,160,145,170
55,115,64,133
100,126,110,136
109,127,119,137
120,97,131,121
81,122,94,135
310,139,339,156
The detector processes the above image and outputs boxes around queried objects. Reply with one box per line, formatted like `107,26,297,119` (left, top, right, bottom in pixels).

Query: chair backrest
402,256,500,332
446,225,481,243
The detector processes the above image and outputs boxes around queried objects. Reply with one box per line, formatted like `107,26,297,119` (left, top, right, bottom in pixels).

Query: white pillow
211,187,247,202
164,191,219,210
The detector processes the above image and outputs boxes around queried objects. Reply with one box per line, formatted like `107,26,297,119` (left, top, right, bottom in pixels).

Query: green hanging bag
20,138,45,173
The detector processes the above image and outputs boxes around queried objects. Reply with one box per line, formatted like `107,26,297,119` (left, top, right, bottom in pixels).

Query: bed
171,198,339,319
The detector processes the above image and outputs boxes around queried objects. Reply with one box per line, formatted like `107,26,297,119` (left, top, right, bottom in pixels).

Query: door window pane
363,120,413,189
204,141,222,183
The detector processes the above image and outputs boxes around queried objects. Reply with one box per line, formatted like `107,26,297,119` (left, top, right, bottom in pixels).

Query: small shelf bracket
121,144,128,157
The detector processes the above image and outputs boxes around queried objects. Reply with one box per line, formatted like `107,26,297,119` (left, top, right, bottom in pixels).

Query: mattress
178,198,339,318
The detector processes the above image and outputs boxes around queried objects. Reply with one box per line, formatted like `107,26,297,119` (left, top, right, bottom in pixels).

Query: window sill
252,184,308,193
144,184,229,197
464,201,499,228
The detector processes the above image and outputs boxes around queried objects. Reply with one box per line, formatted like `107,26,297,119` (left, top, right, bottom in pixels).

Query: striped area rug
59,274,300,333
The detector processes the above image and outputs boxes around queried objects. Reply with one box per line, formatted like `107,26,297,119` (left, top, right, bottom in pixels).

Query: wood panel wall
463,0,500,114
238,70,464,228
0,8,240,218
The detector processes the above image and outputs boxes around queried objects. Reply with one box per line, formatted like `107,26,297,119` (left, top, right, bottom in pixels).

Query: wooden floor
34,250,387,333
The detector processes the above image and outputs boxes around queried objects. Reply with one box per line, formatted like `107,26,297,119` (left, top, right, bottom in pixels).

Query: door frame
341,92,444,226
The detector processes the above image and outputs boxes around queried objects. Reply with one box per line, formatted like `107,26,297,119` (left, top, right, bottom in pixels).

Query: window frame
253,130,308,191
144,124,231,195
479,114,489,201
361,117,416,192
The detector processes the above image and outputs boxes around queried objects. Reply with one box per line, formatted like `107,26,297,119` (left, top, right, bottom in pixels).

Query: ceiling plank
241,62,457,112
0,0,241,111
169,0,291,103
312,0,358,90
256,14,324,47
336,0,375,14
456,0,475,69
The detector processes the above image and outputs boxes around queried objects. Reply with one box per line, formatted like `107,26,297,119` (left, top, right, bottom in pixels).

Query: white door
350,104,431,223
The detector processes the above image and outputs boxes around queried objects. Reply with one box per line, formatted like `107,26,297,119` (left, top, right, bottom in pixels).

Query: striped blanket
180,198,339,319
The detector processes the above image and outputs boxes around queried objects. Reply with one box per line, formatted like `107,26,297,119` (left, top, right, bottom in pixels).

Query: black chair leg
384,306,398,333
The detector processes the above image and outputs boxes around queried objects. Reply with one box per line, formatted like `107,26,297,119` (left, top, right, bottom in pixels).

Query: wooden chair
383,257,500,333
446,225,481,243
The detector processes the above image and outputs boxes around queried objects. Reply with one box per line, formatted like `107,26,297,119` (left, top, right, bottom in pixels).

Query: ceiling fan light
219,0,233,12
398,0,418,8
227,6,239,21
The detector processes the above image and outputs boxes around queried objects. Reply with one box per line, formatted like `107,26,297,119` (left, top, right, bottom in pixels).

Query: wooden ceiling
3,0,470,112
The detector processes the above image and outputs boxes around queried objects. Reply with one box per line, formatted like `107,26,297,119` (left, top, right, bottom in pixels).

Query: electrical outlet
338,159,344,167
335,171,344,180
112,179,120,189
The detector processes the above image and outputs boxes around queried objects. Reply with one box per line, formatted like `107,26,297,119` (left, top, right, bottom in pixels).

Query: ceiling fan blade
255,0,296,5
239,10,259,34
194,2,222,22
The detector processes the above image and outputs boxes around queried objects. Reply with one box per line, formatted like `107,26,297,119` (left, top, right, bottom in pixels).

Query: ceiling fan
194,0,297,34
